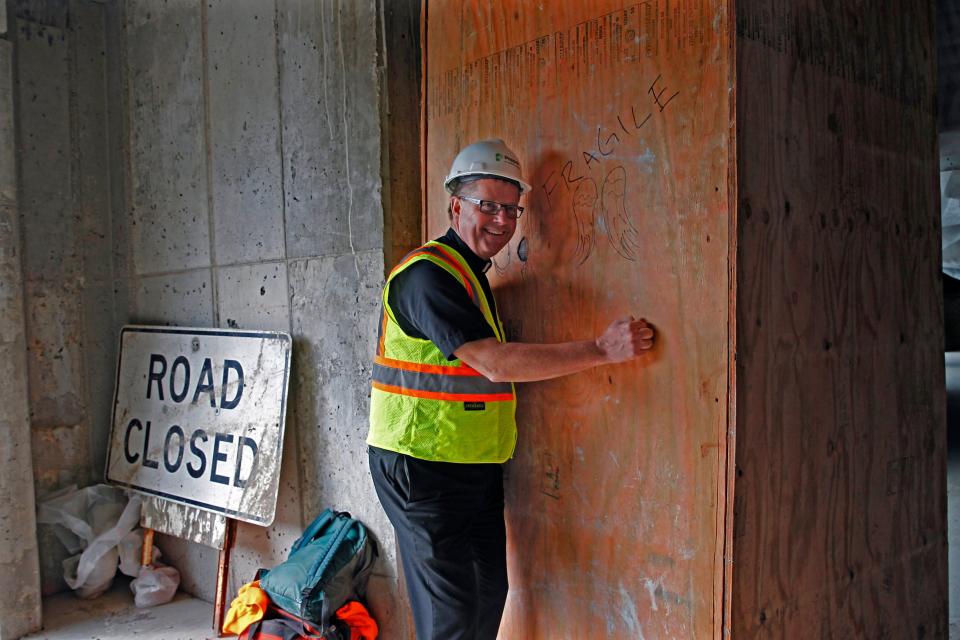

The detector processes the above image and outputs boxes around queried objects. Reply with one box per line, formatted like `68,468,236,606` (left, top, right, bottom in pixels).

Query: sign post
213,518,237,635
106,326,292,631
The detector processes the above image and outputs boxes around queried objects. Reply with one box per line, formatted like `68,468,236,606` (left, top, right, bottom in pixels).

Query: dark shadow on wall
379,0,422,272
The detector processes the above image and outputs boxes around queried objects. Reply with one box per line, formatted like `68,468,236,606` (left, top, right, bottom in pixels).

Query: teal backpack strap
313,518,354,584
289,509,337,556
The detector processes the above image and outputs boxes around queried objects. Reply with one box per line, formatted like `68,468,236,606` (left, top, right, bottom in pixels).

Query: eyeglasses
456,195,524,220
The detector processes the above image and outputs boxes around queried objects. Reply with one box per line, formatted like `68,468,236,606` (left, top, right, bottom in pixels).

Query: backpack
238,604,350,640
260,509,378,628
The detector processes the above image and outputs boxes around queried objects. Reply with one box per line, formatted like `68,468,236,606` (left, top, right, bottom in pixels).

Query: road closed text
124,353,259,489
107,327,290,524
123,419,258,488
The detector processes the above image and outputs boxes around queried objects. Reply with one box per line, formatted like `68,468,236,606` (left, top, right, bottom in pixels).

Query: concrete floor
22,577,219,640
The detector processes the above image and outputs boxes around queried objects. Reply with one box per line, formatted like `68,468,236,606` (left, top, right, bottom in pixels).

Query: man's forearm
455,338,607,383
454,316,655,383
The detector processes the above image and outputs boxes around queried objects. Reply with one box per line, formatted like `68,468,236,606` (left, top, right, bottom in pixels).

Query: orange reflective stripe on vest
390,245,478,305
371,357,513,400
374,355,481,376
376,310,388,356
371,381,515,403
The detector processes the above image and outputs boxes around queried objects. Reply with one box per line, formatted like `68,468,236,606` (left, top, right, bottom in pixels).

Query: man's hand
596,317,655,363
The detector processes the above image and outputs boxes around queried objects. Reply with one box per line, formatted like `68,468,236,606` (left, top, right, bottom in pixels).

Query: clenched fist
595,316,655,363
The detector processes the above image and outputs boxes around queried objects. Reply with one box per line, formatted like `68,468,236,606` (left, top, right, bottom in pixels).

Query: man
367,139,654,640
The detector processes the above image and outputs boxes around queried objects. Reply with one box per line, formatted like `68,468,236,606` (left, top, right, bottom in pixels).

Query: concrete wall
6,0,418,634
10,0,125,600
117,0,416,635
15,0,118,497
0,0,43,633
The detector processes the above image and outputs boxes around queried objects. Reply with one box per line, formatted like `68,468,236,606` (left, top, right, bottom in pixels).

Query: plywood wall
425,2,732,636
732,1,947,637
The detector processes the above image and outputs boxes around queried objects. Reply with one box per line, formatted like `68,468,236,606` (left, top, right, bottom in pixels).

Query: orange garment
335,601,378,640
222,580,270,635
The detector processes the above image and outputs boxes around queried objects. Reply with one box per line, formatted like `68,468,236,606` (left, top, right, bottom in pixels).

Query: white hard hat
444,139,532,194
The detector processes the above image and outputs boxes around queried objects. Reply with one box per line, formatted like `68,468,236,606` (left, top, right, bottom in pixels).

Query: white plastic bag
36,485,143,599
37,484,122,554
67,493,142,597
61,548,119,599
131,563,180,608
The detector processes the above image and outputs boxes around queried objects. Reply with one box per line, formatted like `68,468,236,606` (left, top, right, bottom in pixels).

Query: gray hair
446,176,521,220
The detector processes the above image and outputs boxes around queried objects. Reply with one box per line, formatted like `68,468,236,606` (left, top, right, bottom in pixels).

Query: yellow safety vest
367,241,518,463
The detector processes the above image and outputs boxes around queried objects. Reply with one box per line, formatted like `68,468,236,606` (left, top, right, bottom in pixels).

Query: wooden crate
421,1,945,636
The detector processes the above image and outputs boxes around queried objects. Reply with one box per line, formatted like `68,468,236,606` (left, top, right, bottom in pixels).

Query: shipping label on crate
106,326,292,525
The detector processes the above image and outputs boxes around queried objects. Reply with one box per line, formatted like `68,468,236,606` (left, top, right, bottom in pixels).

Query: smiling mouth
484,228,505,236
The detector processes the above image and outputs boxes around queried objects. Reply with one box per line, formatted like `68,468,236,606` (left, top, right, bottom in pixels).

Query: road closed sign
106,326,292,525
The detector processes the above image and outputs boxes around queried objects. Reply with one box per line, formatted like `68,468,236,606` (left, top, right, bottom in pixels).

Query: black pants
368,446,508,640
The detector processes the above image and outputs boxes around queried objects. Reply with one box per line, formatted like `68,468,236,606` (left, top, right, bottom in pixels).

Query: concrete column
0,22,43,638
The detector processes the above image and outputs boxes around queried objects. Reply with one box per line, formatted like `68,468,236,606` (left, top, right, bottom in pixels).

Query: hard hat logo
444,139,532,194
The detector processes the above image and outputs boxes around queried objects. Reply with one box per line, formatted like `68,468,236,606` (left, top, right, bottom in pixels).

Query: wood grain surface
425,2,732,637
732,1,946,637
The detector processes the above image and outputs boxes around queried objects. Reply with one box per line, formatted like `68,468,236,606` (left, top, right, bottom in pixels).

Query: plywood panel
732,1,947,637
425,2,732,637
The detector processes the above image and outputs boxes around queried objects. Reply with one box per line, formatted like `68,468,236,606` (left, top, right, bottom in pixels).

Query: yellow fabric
222,580,269,635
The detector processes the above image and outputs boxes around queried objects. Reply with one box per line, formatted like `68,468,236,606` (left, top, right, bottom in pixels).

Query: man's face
450,178,521,260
